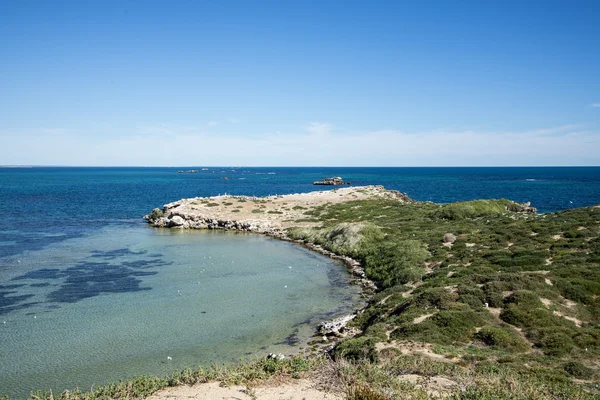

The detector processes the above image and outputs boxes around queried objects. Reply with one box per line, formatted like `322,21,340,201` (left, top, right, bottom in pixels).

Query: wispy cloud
2,124,598,166
307,122,333,135
206,121,219,127
591,103,600,108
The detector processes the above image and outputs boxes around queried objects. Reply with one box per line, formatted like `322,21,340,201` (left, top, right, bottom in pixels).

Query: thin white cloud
591,103,600,108
1,124,598,166
136,124,202,136
307,122,333,136
206,121,219,127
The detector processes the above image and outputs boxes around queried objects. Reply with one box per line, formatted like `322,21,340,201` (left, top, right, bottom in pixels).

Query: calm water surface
1,225,360,397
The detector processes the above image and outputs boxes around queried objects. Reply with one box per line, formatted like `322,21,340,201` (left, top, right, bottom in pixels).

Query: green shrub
564,229,584,239
504,290,544,308
333,337,378,362
394,310,488,345
148,208,164,219
431,310,488,342
475,325,530,352
346,384,390,400
415,287,459,310
434,199,514,220
563,361,594,379
460,294,485,309
539,331,575,357
363,240,428,288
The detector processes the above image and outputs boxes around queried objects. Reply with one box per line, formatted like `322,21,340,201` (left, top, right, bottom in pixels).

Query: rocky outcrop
317,314,356,337
147,212,276,234
507,201,537,213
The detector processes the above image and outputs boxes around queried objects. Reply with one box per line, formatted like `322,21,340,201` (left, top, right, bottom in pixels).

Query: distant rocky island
313,176,351,185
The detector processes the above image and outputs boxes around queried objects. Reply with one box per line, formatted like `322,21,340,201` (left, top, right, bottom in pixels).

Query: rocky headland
144,186,412,287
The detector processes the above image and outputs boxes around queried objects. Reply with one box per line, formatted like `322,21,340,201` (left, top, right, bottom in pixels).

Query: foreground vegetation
9,193,600,399
288,196,600,397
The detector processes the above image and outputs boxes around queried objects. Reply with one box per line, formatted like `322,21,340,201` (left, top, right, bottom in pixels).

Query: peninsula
137,186,599,399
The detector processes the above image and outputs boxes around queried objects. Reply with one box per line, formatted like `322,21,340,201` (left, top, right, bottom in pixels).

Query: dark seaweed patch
30,282,51,287
46,261,156,303
0,291,36,315
7,249,170,311
89,248,147,260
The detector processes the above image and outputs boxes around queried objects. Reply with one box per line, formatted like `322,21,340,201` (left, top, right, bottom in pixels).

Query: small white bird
33,315,37,319
167,356,172,360
284,285,288,288
288,266,292,269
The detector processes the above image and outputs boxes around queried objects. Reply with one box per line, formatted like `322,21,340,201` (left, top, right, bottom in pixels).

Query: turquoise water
1,225,361,397
1,166,599,397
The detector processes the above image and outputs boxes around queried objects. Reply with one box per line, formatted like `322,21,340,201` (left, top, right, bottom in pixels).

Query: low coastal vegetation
13,189,600,399
286,196,600,398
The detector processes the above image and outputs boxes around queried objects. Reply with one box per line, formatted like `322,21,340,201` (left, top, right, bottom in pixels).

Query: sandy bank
146,379,341,400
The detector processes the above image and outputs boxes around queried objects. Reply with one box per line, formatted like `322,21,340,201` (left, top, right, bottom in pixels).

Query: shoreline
143,186,414,350
10,184,599,398
144,186,413,291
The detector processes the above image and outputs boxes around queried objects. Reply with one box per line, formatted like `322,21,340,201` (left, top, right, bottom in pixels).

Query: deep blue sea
1,166,599,397
1,166,599,258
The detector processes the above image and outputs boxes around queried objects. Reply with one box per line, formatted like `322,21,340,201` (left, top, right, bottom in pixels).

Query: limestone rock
317,314,355,337
168,215,185,227
443,233,457,244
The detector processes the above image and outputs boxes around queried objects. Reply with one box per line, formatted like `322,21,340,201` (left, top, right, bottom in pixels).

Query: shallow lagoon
0,224,362,398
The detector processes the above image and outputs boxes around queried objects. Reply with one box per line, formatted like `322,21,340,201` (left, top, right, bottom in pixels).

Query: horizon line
2,165,599,168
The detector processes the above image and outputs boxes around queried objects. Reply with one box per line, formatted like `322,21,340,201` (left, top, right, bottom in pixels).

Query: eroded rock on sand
317,314,356,337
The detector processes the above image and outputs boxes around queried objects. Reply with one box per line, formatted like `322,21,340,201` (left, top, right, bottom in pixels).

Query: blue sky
1,0,599,166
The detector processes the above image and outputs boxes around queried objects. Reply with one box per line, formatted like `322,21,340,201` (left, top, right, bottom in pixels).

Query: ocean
1,166,599,397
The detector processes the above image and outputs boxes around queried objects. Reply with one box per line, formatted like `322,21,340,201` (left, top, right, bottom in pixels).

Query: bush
148,208,164,220
363,240,428,288
500,307,559,330
563,361,594,379
458,285,486,309
333,337,379,362
539,331,574,357
434,199,513,220
414,287,459,310
393,310,487,345
504,290,544,308
475,325,530,352
431,311,488,342
460,294,485,309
